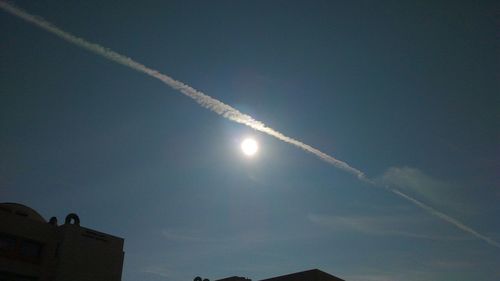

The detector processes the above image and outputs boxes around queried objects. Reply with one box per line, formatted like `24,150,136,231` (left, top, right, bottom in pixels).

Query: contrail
1,1,498,249
0,1,364,179
388,187,500,248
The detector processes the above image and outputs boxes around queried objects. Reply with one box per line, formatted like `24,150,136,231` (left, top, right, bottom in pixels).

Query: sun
241,138,258,156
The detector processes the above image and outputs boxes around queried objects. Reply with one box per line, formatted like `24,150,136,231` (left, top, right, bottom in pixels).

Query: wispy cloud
345,274,402,281
1,1,498,249
341,258,478,281
308,213,471,241
345,270,434,281
345,275,396,281
429,259,474,269
141,265,171,278
379,167,468,213
161,228,214,243
161,227,304,245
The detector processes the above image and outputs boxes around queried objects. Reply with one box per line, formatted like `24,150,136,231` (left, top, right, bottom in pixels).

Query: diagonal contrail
388,187,500,248
1,1,498,249
0,1,364,179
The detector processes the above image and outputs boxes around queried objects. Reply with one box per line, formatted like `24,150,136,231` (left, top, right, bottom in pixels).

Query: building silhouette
216,277,251,281
0,202,124,281
215,269,344,281
260,269,344,281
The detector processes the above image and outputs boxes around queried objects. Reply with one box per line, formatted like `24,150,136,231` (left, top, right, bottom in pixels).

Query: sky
1,1,499,280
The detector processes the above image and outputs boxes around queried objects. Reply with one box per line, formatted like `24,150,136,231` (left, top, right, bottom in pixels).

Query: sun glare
241,138,258,156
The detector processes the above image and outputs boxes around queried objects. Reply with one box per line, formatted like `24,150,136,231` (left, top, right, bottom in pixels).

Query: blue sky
1,1,499,280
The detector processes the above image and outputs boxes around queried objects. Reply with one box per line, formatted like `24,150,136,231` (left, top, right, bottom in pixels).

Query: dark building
215,269,344,281
217,277,252,281
260,269,344,281
0,202,124,281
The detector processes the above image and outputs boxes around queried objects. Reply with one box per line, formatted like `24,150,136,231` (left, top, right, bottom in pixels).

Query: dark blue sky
1,1,499,280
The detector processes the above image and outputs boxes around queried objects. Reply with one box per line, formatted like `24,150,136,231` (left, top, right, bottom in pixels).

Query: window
0,234,16,254
0,234,44,264
20,240,42,258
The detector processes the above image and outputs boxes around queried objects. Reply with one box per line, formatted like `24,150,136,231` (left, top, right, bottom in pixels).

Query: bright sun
241,138,258,156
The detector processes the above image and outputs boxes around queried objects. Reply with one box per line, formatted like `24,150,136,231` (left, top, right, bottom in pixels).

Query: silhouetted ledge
215,269,344,281
0,202,47,223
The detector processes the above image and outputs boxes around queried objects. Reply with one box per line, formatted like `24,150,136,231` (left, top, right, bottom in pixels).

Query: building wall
0,203,58,281
54,224,124,281
0,203,124,281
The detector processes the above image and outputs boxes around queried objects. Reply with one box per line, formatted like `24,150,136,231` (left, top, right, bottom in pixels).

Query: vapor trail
0,1,364,179
1,1,498,249
388,188,500,248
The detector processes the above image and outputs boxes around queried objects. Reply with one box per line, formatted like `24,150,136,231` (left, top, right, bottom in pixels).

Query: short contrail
388,188,500,248
1,1,498,249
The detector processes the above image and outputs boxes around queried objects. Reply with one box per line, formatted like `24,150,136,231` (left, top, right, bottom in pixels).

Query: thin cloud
161,227,305,245
345,275,395,281
307,213,472,241
429,259,474,269
344,274,400,281
1,1,498,249
345,270,434,281
379,167,469,213
141,265,171,278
